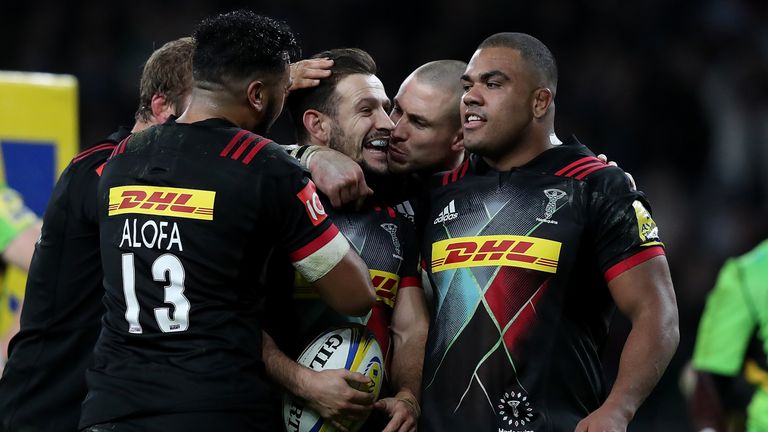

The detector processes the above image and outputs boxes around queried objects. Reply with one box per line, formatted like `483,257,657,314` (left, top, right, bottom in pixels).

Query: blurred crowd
2,0,767,429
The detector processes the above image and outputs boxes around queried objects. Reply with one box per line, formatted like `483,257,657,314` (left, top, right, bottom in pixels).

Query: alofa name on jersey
108,185,215,252
431,235,561,273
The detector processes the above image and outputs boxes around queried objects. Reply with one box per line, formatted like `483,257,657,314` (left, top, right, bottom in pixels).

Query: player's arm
375,279,429,432
262,331,375,431
689,258,759,431
311,247,375,317
576,255,679,432
2,221,40,272
286,145,372,209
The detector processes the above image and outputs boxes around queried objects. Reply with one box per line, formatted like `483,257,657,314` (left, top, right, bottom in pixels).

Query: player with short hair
266,47,428,432
79,11,373,432
418,32,678,431
0,37,195,432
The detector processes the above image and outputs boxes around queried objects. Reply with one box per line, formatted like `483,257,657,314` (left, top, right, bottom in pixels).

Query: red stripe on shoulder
72,143,117,164
108,136,131,159
443,159,470,185
554,156,598,176
230,134,259,160
242,138,271,164
220,130,249,157
574,164,609,180
95,163,106,176
289,224,341,262
604,246,665,283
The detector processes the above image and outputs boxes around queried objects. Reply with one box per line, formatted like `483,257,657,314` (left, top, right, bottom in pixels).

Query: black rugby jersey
280,198,421,370
0,129,129,432
420,137,665,432
80,119,349,429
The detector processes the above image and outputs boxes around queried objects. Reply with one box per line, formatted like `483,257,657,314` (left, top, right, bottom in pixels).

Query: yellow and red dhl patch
108,186,215,221
431,235,561,274
294,269,400,308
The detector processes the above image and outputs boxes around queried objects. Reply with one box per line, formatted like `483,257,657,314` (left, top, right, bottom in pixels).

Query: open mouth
464,113,486,130
363,137,389,152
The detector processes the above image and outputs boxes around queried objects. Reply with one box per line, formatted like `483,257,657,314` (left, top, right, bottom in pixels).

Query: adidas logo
395,200,415,222
433,200,458,224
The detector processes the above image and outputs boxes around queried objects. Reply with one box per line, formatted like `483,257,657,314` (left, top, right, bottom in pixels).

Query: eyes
462,81,502,92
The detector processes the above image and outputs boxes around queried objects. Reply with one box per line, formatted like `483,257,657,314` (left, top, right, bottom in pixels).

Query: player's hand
289,58,333,92
573,405,629,432
597,153,636,191
308,147,373,209
374,395,419,432
300,368,375,430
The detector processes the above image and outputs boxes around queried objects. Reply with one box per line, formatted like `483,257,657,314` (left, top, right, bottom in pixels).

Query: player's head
192,10,299,134
134,37,195,126
461,32,557,162
288,48,393,175
388,60,466,175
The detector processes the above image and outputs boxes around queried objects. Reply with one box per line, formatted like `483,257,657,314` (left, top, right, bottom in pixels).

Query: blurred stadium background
2,0,767,430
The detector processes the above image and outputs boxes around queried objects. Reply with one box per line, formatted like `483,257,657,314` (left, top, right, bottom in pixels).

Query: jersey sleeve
264,152,349,283
586,167,665,282
692,258,756,375
0,185,38,252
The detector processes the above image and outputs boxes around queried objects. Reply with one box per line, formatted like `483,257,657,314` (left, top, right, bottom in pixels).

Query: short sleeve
0,185,38,251
586,167,665,282
692,259,756,375
263,152,349,283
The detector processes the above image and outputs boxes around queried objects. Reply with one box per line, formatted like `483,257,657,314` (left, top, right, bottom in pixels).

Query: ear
150,94,175,123
302,109,331,146
450,129,464,152
532,87,554,119
246,80,265,113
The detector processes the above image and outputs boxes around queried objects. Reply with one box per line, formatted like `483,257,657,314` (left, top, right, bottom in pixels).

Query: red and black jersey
0,128,129,432
419,136,664,432
80,118,348,430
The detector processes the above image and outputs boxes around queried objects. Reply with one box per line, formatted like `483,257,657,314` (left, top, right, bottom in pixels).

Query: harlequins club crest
498,389,535,429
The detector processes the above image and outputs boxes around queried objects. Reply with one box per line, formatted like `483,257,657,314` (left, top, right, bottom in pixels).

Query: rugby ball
283,325,385,432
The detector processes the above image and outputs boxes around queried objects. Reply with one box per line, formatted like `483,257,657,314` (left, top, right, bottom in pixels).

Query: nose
375,107,395,132
462,85,482,106
391,117,407,143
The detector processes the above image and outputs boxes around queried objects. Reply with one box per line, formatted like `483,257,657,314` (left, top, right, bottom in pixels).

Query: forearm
262,331,312,399
603,309,679,421
390,313,428,402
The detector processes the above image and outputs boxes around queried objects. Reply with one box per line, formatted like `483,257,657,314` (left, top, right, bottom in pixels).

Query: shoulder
735,239,768,273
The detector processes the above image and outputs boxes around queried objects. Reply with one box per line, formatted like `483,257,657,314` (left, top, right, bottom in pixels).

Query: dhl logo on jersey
294,269,399,308
108,186,215,220
431,235,561,273
370,270,399,308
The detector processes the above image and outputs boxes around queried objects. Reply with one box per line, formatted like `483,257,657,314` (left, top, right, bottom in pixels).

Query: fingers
289,58,334,91
596,153,607,164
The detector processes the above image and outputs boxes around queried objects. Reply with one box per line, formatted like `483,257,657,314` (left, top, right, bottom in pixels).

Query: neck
484,129,558,171
177,87,249,129
131,119,153,133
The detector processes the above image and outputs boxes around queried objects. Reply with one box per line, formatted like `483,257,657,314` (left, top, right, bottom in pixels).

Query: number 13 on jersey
121,252,190,334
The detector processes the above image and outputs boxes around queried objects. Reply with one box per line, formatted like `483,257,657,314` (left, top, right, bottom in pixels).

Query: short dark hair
479,32,558,92
412,60,467,125
287,48,377,143
135,37,195,123
192,10,300,85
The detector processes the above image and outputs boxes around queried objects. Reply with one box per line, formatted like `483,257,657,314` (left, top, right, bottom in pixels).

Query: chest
425,173,588,274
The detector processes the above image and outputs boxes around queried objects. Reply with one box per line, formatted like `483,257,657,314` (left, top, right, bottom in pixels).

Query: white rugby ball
283,325,385,432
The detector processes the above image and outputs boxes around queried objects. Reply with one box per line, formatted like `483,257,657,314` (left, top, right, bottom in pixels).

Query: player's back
81,118,312,427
